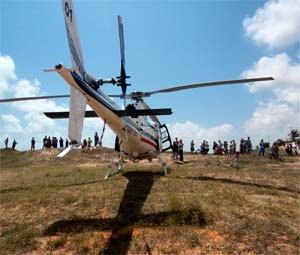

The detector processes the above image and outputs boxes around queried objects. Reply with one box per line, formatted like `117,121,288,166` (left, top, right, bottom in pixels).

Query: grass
0,148,299,254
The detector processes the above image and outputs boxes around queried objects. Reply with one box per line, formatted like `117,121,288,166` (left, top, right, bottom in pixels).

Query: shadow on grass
44,171,207,255
183,176,300,194
0,179,116,194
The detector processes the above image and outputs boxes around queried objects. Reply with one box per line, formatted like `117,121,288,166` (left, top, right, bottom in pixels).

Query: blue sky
1,0,299,150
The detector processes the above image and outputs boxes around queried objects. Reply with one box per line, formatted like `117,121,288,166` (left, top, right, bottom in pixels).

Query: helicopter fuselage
56,64,161,160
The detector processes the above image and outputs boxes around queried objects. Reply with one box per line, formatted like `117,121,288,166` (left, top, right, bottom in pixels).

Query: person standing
87,137,92,148
229,141,233,155
259,139,265,156
224,141,228,155
94,132,99,147
213,141,217,154
174,137,179,161
65,138,69,148
42,135,47,149
46,136,51,149
12,139,17,150
240,138,244,154
31,137,36,150
200,140,205,154
231,151,240,170
172,141,178,163
59,137,64,148
205,141,209,155
190,140,195,153
246,137,252,154
178,139,184,162
232,140,236,154
4,137,9,149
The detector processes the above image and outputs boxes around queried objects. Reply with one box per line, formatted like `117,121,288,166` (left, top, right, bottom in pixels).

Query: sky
1,0,300,151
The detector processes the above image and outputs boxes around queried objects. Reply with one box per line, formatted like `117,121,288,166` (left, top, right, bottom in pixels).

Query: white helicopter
1,0,273,179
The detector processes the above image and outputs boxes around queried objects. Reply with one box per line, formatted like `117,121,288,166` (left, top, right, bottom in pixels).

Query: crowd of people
3,135,299,159
189,137,297,158
191,137,254,156
2,132,103,151
41,136,69,149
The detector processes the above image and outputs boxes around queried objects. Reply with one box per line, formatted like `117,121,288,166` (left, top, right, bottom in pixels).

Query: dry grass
0,148,299,254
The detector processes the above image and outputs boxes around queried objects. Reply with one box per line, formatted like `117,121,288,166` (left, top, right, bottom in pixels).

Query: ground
0,148,299,254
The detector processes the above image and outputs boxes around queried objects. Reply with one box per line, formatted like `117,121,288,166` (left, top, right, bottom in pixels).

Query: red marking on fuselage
141,137,157,149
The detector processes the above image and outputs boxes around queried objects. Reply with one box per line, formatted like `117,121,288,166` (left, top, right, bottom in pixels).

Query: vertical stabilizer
68,87,87,144
62,0,85,75
61,0,87,150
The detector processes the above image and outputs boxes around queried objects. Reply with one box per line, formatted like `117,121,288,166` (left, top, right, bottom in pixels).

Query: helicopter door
159,124,172,152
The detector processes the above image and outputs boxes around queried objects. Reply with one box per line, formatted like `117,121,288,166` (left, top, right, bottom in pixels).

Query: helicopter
0,0,274,179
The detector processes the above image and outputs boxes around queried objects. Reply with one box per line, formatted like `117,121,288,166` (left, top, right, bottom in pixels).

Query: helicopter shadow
181,176,300,194
44,170,208,254
101,171,160,254
45,170,203,255
44,171,159,254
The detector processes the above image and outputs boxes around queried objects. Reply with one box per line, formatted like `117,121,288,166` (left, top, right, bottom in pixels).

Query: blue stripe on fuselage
71,71,158,144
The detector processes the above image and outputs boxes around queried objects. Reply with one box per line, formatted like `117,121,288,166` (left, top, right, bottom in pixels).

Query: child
231,151,240,170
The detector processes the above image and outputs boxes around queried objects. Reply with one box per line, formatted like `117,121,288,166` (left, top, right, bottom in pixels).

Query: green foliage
1,224,37,253
46,236,66,250
288,129,299,140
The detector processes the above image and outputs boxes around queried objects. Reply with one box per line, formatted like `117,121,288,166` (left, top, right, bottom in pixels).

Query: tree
288,129,299,141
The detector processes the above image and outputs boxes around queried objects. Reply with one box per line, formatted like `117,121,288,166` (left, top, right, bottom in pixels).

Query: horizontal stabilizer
45,110,97,119
44,108,173,119
117,108,172,118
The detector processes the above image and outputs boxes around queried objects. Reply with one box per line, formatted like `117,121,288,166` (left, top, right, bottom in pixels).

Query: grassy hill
0,148,299,254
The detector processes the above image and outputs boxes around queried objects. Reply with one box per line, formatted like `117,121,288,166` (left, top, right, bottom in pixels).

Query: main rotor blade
118,15,126,78
146,77,274,96
0,95,70,103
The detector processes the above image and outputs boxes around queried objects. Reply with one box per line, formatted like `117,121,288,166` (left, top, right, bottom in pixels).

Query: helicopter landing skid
157,155,168,176
105,152,124,180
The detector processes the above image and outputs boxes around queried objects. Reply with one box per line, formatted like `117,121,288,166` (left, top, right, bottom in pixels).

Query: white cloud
0,55,17,97
0,55,70,150
242,53,300,95
241,53,300,141
10,78,68,113
24,113,56,134
241,0,300,142
244,101,299,140
1,114,23,133
273,88,300,106
14,78,40,97
243,0,300,49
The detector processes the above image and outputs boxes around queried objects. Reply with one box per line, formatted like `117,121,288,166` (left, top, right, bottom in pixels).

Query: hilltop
0,148,299,254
